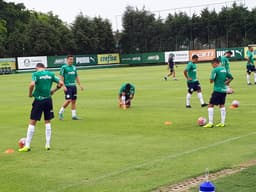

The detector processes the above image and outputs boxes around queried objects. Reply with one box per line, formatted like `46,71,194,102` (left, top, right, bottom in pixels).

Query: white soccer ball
18,137,26,148
197,117,207,126
231,100,240,108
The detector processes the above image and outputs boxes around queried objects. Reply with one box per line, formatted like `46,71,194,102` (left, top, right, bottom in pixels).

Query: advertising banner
97,53,120,64
75,55,97,65
47,56,66,68
165,51,189,63
244,46,256,59
17,56,47,70
141,52,165,64
121,54,143,64
189,49,216,61
0,58,16,70
216,47,244,60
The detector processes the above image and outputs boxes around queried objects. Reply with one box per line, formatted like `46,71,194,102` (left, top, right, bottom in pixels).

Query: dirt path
153,160,256,192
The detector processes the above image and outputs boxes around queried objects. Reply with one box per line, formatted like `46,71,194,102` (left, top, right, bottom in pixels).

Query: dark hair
36,63,45,68
192,55,199,59
225,50,233,55
67,55,74,59
125,83,131,91
211,58,220,64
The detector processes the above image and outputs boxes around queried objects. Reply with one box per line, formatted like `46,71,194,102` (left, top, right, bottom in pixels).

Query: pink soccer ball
198,117,207,126
18,137,26,148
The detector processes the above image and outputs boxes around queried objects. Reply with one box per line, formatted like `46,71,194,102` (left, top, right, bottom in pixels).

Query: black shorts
30,98,54,121
65,86,77,100
247,65,255,74
209,91,227,105
169,66,174,73
187,81,201,93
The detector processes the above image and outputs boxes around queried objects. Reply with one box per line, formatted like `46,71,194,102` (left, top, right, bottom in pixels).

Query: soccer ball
231,100,240,108
18,137,26,148
198,117,207,126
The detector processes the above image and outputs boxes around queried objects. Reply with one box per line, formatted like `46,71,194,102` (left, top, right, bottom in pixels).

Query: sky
4,0,256,30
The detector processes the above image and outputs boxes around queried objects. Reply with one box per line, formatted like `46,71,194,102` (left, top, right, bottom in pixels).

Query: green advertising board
141,52,165,64
121,54,143,64
47,55,97,68
216,47,244,60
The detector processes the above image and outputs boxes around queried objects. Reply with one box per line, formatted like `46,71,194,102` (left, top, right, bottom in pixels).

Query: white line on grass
52,131,256,192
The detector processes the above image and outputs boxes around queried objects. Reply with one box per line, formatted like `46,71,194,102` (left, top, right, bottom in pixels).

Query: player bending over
119,83,135,109
204,58,233,128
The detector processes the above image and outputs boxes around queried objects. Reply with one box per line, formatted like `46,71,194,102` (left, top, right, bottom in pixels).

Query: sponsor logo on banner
0,58,16,70
18,56,47,69
165,51,189,62
189,49,216,61
148,55,160,61
54,58,66,65
98,53,120,64
76,56,96,64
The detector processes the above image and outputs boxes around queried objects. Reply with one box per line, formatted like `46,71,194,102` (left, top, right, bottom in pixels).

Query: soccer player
119,83,135,109
164,54,177,80
245,46,256,85
58,55,84,120
19,63,63,152
184,55,207,108
220,50,233,74
204,58,233,128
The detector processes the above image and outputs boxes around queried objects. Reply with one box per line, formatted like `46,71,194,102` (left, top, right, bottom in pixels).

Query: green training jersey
119,83,135,95
32,70,59,100
185,61,197,83
210,66,233,93
220,55,230,73
246,50,254,66
60,64,78,86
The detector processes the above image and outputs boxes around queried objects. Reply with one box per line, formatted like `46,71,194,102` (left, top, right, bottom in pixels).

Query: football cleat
18,146,31,152
186,105,192,108
45,146,51,151
72,116,80,120
201,103,208,107
216,123,225,127
203,123,214,128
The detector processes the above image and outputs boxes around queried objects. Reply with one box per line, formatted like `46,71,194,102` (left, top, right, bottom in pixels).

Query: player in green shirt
204,58,233,128
245,46,255,85
183,55,207,108
119,83,135,109
58,55,84,120
19,63,63,152
220,50,233,74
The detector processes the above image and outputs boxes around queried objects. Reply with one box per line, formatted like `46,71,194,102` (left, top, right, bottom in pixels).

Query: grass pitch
0,62,256,192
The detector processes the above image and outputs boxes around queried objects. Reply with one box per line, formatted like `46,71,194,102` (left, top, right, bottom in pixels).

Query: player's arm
76,76,84,91
183,69,192,80
225,73,234,85
51,79,64,95
28,81,35,97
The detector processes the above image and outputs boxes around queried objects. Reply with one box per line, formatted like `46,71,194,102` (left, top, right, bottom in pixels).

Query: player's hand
50,89,56,95
79,85,84,91
63,86,67,92
187,77,192,81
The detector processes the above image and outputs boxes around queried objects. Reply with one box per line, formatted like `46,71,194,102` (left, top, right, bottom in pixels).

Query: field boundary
153,160,256,192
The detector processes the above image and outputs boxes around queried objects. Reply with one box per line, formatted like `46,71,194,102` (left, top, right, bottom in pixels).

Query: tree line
0,0,256,57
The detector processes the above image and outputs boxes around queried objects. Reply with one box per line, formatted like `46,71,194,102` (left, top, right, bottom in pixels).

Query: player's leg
203,93,215,128
195,82,207,107
19,100,42,152
44,98,54,150
246,66,251,85
216,93,227,127
253,66,256,84
186,82,193,108
59,87,72,120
